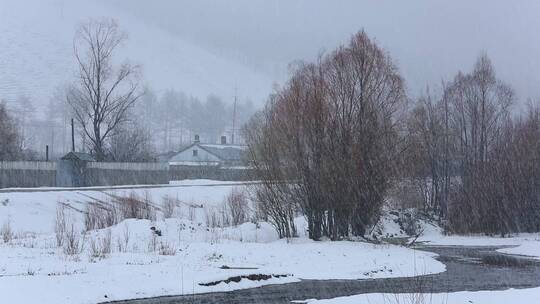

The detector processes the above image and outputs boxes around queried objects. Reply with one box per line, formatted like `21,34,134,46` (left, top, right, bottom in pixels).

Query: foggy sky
1,0,540,108
111,0,540,102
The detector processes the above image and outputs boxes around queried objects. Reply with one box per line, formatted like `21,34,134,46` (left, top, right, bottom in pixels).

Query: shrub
148,234,158,252
204,207,221,228
188,205,196,222
118,192,156,221
158,242,176,256
85,203,118,231
54,204,67,247
89,229,112,259
63,223,83,256
226,188,249,226
1,219,14,243
162,195,178,219
84,192,157,232
116,224,130,252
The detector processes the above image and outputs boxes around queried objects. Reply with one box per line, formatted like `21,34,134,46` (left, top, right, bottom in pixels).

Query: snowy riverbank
0,182,444,304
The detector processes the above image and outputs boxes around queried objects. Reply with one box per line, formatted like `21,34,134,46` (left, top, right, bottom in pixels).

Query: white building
168,136,248,168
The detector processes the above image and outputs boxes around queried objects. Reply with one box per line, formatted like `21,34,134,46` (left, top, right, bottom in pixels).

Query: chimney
194,134,200,143
221,136,227,145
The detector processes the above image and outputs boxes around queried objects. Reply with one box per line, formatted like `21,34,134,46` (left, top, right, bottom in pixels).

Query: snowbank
0,217,445,304
0,183,445,304
0,183,246,233
419,229,540,250
416,221,540,259
498,238,540,259
295,287,540,304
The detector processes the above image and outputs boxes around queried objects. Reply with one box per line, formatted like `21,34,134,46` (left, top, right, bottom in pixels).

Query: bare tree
66,18,142,161
403,89,452,219
444,54,514,234
244,110,298,238
246,31,406,240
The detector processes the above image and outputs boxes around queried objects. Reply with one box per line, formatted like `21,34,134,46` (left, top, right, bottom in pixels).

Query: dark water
104,246,540,304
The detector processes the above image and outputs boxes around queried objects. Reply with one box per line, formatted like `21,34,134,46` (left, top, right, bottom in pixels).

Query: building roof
198,144,247,162
61,152,96,162
156,151,181,163
170,143,248,162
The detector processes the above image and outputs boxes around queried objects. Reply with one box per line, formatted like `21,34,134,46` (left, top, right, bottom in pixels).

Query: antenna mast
232,87,238,145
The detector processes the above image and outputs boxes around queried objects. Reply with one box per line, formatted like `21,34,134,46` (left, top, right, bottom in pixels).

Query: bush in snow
89,229,112,259
148,234,158,252
116,224,130,252
54,204,67,247
1,219,14,243
188,205,196,222
85,202,118,231
118,192,156,221
84,192,157,232
225,188,250,226
204,207,221,228
158,241,176,256
63,223,84,256
249,184,297,239
398,211,422,237
161,195,179,219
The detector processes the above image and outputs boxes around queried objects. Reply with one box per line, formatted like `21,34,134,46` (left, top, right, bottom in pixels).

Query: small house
61,152,96,162
168,135,248,168
57,151,96,187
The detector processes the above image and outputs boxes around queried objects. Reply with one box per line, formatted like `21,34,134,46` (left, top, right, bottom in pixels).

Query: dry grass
85,203,118,231
162,195,179,219
63,222,84,256
1,219,14,243
148,234,158,252
116,224,130,252
158,241,176,256
84,191,157,232
89,229,112,259
188,205,196,222
117,192,156,221
54,204,67,247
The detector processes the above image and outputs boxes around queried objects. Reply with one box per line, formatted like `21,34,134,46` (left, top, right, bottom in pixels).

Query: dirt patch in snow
199,274,291,286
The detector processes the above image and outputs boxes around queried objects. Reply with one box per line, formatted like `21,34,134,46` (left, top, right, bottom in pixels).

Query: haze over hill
1,0,540,108
0,0,272,107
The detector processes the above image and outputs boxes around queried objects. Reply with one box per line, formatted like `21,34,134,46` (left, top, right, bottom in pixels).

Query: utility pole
71,118,75,152
232,87,238,145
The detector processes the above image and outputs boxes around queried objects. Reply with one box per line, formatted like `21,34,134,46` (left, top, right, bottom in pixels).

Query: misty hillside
0,0,272,106
3,0,540,111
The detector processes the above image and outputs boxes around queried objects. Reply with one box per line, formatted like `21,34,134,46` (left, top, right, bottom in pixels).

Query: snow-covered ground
296,224,540,304
0,181,445,304
416,222,540,259
296,287,540,304
498,239,540,259
0,180,251,234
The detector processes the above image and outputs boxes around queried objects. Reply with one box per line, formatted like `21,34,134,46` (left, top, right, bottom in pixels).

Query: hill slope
0,0,272,105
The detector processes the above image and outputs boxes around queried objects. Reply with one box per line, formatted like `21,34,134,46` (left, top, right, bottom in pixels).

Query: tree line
245,30,540,238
